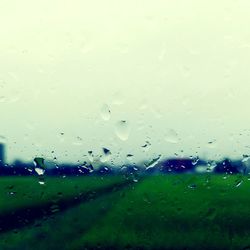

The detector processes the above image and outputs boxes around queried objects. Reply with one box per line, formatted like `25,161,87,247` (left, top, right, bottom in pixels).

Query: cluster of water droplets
33,157,46,185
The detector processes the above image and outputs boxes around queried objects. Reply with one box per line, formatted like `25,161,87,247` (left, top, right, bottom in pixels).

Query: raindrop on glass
0,136,7,144
33,158,46,176
165,129,178,144
142,141,151,151
191,157,199,166
145,155,162,170
235,179,243,188
207,139,217,149
242,154,250,163
100,147,111,163
188,184,197,189
100,104,111,121
126,154,134,161
87,151,94,162
115,120,130,141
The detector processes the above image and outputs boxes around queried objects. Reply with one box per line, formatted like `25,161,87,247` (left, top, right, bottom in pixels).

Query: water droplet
72,136,83,146
165,129,178,144
87,151,94,162
33,158,46,175
145,155,162,170
120,166,127,171
8,191,16,196
81,164,94,173
142,141,151,151
188,184,197,189
151,107,162,119
195,165,207,173
126,154,134,161
0,136,7,144
35,168,45,175
100,104,111,121
100,148,111,163
191,157,199,166
50,204,60,213
242,154,250,163
207,139,217,149
207,161,217,172
115,120,130,141
235,179,243,188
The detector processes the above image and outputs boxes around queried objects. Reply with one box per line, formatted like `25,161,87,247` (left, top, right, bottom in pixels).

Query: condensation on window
0,1,250,249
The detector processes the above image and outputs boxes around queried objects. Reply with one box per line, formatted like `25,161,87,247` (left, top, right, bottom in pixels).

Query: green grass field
0,174,250,250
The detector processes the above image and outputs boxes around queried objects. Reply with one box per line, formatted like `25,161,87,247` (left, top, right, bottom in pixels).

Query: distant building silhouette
0,143,5,167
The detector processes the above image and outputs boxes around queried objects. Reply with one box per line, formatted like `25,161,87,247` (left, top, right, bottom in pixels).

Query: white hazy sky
1,0,250,164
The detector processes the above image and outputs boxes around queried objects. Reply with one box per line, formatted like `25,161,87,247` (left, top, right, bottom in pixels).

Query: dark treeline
0,142,248,176
0,157,248,176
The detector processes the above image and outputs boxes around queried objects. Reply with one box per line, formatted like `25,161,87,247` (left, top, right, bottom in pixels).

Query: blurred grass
1,174,250,249
0,175,128,214
77,174,250,250
0,187,131,250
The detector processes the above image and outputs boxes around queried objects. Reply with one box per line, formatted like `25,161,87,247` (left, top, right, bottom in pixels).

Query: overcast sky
1,0,250,165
